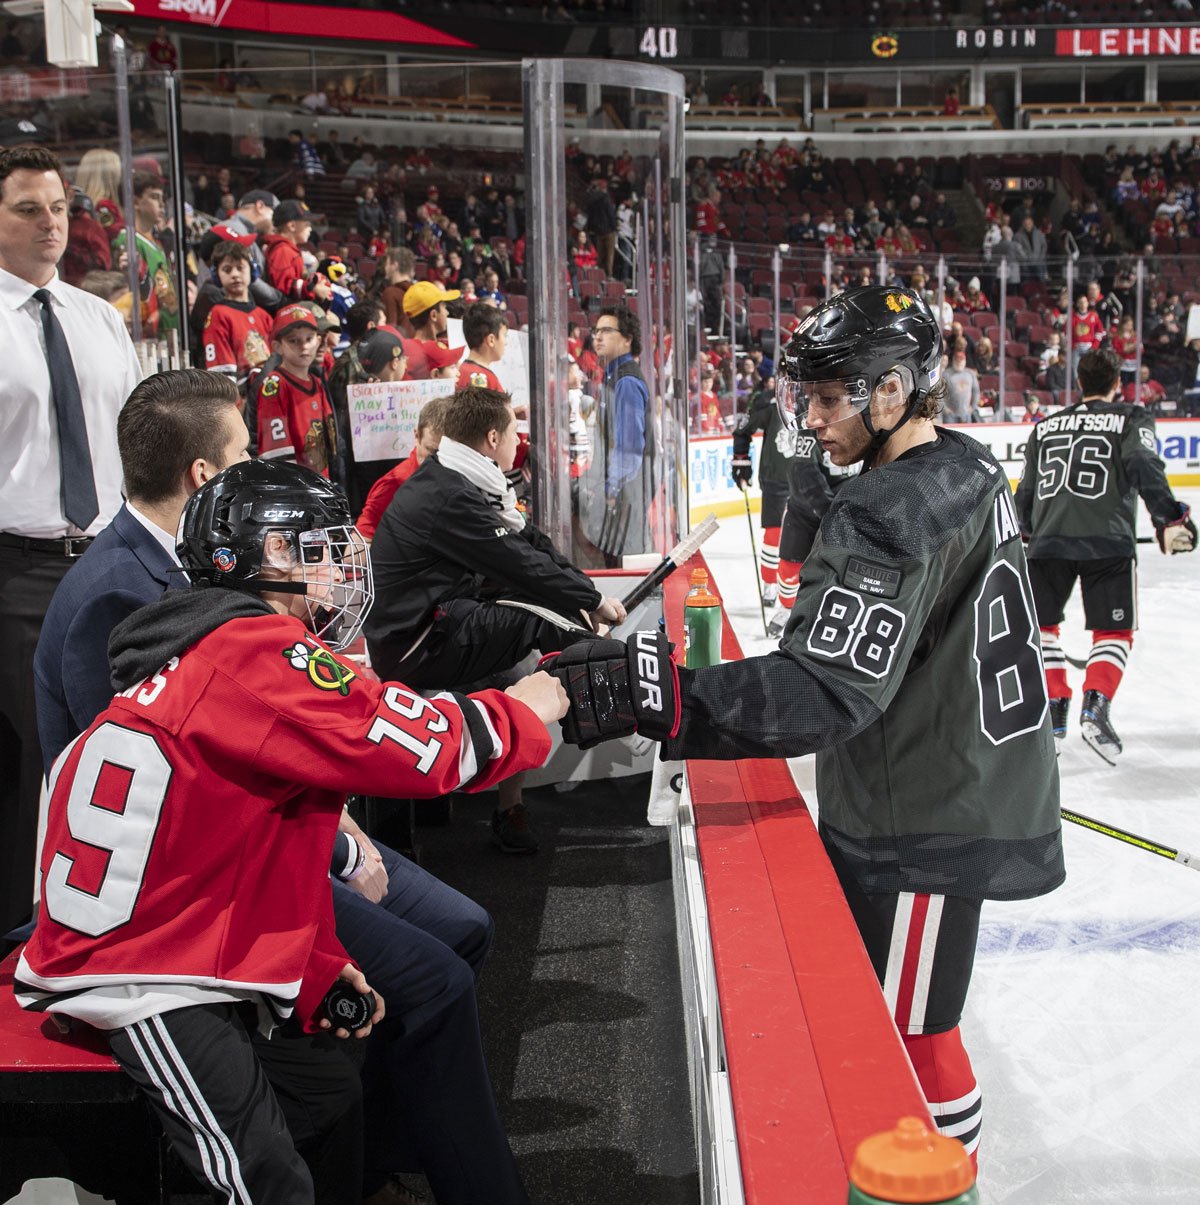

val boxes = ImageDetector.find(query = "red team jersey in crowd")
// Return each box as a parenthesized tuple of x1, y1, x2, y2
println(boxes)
(16, 611, 550, 1031)
(1072, 309, 1106, 351)
(202, 299, 273, 382)
(356, 448, 422, 540)
(257, 369, 337, 477)
(456, 359, 503, 391)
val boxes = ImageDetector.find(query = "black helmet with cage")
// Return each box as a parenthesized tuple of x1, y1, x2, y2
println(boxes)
(776, 285, 942, 462)
(178, 459, 373, 650)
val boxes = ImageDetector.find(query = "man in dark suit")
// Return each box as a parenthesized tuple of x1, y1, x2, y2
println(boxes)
(34, 369, 248, 773)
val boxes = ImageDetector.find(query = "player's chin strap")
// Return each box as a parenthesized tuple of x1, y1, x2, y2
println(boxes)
(859, 386, 927, 470)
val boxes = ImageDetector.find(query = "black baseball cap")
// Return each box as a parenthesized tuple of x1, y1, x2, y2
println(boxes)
(273, 200, 312, 227)
(237, 188, 279, 209)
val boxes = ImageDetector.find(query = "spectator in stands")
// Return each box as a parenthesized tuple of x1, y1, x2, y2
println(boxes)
(356, 393, 448, 542)
(111, 171, 179, 336)
(1086, 278, 1122, 328)
(356, 184, 385, 241)
(1021, 392, 1046, 423)
(404, 279, 458, 347)
(202, 240, 272, 396)
(457, 303, 508, 392)
(904, 195, 928, 230)
(1015, 215, 1048, 281)
(1125, 364, 1166, 406)
(875, 225, 902, 256)
(571, 228, 599, 271)
(943, 85, 960, 116)
(477, 268, 507, 310)
(1040, 331, 1063, 368)
(895, 223, 918, 255)
(787, 208, 817, 244)
(288, 128, 326, 179)
(1141, 167, 1167, 202)
(490, 236, 516, 286)
(344, 148, 378, 189)
(74, 147, 124, 237)
(990, 223, 1025, 284)
(264, 200, 331, 305)
(257, 305, 337, 478)
(377, 246, 415, 328)
(943, 348, 981, 423)
(860, 201, 884, 244)
(1071, 292, 1106, 373)
(1112, 315, 1141, 386)
(1042, 351, 1067, 403)
(972, 335, 997, 377)
(962, 276, 991, 313)
(586, 180, 618, 278)
(77, 270, 132, 334)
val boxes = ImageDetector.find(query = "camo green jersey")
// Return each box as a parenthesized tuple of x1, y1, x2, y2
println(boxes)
(1014, 400, 1183, 560)
(665, 428, 1064, 902)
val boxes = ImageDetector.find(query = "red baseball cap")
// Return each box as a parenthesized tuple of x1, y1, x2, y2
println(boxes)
(402, 338, 463, 379)
(272, 304, 320, 340)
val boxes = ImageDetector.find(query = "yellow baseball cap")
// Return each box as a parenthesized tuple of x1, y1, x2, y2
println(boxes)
(403, 280, 461, 319)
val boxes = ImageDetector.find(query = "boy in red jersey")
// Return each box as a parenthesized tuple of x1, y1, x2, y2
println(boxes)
(258, 304, 338, 477)
(202, 240, 273, 397)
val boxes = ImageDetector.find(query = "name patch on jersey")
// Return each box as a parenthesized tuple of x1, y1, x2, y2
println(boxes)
(843, 558, 902, 598)
(1037, 411, 1126, 436)
(284, 640, 356, 696)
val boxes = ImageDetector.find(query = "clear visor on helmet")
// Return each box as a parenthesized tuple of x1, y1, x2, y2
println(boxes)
(776, 374, 872, 430)
(293, 525, 374, 650)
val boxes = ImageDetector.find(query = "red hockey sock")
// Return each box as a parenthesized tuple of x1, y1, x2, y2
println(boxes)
(1039, 625, 1070, 699)
(760, 527, 781, 585)
(1083, 629, 1132, 699)
(777, 559, 801, 610)
(903, 1028, 982, 1169)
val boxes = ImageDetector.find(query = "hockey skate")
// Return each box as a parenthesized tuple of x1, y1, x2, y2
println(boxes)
(1049, 698, 1069, 741)
(766, 608, 789, 639)
(761, 582, 779, 607)
(1080, 690, 1122, 765)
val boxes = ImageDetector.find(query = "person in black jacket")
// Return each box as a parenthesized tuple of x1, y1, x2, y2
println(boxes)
(367, 387, 625, 851)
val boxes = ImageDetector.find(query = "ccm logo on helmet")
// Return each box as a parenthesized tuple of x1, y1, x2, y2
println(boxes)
(263, 509, 306, 520)
(634, 631, 663, 712)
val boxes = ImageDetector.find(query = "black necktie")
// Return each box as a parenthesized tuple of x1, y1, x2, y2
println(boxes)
(34, 288, 98, 532)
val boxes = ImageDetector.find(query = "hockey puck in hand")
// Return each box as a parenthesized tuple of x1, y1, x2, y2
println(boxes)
(323, 982, 376, 1032)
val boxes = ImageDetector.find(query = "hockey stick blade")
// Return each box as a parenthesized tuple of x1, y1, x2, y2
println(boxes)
(621, 514, 720, 611)
(1061, 807, 1200, 870)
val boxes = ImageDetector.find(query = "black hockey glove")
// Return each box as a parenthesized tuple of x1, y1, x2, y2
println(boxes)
(1156, 502, 1196, 555)
(542, 631, 681, 749)
(730, 455, 753, 489)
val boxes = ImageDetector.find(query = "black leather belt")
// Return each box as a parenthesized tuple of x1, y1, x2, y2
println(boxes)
(0, 532, 94, 557)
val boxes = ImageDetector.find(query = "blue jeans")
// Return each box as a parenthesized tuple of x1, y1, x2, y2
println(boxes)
(332, 842, 529, 1204)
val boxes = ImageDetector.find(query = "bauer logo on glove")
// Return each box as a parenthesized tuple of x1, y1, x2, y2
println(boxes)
(542, 631, 681, 749)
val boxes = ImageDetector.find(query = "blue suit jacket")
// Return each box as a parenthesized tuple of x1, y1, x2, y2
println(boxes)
(34, 504, 179, 775)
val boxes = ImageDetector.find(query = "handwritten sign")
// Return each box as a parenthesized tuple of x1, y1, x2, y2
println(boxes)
(348, 377, 455, 462)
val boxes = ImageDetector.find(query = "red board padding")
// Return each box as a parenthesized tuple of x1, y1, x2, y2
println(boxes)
(0, 949, 120, 1073)
(665, 553, 931, 1203)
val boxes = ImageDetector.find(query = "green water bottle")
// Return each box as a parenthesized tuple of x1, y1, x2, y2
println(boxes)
(848, 1117, 979, 1205)
(684, 568, 722, 669)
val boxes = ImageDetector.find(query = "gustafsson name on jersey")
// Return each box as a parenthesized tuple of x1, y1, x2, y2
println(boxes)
(1035, 412, 1128, 436)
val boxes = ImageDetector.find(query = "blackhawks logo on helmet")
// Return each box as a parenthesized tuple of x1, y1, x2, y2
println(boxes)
(283, 640, 356, 696)
(885, 291, 914, 313)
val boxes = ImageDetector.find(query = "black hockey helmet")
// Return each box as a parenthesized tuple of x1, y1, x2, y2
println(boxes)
(178, 459, 373, 649)
(776, 286, 942, 451)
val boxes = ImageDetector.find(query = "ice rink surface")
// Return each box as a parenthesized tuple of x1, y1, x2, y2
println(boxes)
(699, 483, 1200, 1204)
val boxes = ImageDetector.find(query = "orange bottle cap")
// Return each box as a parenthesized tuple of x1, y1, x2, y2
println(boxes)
(849, 1117, 976, 1203)
(689, 568, 708, 586)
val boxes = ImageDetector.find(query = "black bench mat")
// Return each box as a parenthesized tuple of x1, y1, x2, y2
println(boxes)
(416, 773, 700, 1205)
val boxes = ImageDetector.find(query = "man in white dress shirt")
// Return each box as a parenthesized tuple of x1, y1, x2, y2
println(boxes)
(0, 144, 142, 932)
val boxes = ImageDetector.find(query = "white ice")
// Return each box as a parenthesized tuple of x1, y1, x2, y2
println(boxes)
(700, 485, 1200, 1204)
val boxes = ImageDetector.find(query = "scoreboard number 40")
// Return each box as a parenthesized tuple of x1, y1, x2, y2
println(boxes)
(639, 27, 678, 58)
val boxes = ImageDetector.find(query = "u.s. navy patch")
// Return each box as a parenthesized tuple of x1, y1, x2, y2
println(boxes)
(843, 557, 902, 599)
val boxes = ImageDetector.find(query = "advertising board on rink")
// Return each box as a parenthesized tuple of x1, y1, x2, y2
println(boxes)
(688, 419, 1200, 521)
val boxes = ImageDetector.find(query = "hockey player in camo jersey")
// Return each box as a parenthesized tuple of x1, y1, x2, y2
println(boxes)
(547, 287, 1065, 1165)
(1014, 347, 1195, 764)
(765, 425, 861, 636)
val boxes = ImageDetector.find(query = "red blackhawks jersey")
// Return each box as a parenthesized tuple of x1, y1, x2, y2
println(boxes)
(15, 611, 550, 1032)
(257, 368, 337, 477)
(202, 298, 273, 384)
(456, 359, 503, 391)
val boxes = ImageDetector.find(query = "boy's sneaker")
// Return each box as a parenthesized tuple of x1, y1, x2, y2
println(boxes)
(491, 803, 539, 854)
(1049, 697, 1069, 741)
(1080, 690, 1122, 765)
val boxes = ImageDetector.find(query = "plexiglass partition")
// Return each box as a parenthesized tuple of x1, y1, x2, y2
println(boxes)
(523, 59, 688, 565)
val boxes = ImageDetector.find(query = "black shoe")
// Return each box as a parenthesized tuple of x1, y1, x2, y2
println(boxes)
(1080, 690, 1122, 765)
(491, 803, 539, 854)
(1049, 697, 1069, 741)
